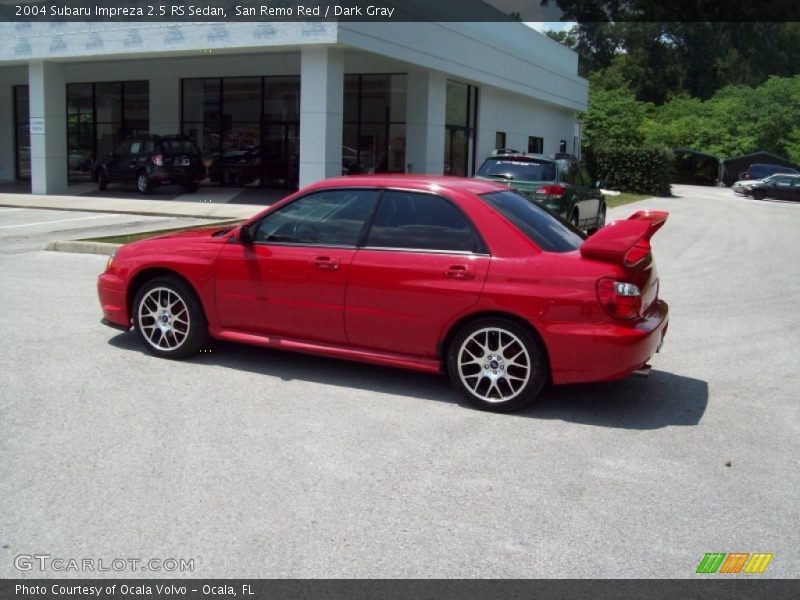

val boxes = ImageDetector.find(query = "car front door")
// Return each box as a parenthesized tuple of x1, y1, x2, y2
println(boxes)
(345, 190, 490, 358)
(213, 188, 380, 344)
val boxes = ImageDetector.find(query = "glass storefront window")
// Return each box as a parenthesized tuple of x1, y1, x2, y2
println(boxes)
(183, 76, 300, 188)
(444, 80, 478, 177)
(66, 80, 149, 182)
(14, 86, 30, 179)
(343, 73, 407, 175)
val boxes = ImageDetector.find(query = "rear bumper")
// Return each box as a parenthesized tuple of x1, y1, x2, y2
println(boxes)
(545, 300, 669, 385)
(97, 272, 130, 330)
(150, 168, 205, 185)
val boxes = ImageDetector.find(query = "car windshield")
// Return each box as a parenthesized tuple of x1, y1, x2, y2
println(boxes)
(476, 158, 556, 182)
(480, 190, 584, 252)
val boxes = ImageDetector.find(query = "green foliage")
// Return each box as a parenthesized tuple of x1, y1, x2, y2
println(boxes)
(546, 21, 800, 103)
(587, 147, 673, 197)
(641, 76, 800, 163)
(581, 83, 653, 154)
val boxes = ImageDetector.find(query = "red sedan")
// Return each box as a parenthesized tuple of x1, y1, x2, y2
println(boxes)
(98, 175, 669, 412)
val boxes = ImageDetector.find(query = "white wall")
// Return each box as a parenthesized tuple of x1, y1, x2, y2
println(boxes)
(338, 22, 588, 112)
(476, 85, 579, 165)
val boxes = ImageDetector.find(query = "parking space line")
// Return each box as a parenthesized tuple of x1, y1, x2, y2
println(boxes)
(0, 214, 122, 229)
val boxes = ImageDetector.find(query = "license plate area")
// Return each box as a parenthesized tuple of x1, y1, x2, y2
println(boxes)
(174, 157, 190, 166)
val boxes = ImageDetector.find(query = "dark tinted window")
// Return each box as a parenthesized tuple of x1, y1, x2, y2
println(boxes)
(367, 191, 477, 252)
(161, 139, 199, 156)
(476, 158, 556, 182)
(254, 189, 379, 247)
(481, 190, 584, 253)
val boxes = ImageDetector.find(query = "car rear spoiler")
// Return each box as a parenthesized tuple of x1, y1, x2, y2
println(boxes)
(580, 210, 668, 268)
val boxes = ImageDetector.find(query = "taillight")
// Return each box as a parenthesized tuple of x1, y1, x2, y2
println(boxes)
(151, 154, 163, 166)
(535, 184, 565, 198)
(596, 277, 642, 320)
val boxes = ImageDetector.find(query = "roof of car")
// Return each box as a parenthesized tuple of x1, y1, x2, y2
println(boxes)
(483, 153, 556, 163)
(305, 174, 509, 195)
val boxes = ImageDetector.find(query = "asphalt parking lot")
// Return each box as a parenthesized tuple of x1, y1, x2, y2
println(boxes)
(0, 185, 798, 578)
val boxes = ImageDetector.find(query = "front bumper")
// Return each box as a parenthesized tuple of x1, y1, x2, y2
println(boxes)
(545, 299, 669, 385)
(97, 272, 130, 330)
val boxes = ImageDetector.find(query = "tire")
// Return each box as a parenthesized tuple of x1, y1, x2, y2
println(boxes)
(751, 189, 765, 200)
(136, 171, 153, 195)
(570, 210, 580, 230)
(97, 168, 109, 191)
(447, 318, 548, 412)
(132, 276, 208, 359)
(588, 203, 606, 234)
(182, 182, 199, 194)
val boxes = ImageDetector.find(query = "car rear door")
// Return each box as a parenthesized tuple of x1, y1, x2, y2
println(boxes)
(344, 190, 490, 358)
(213, 188, 379, 344)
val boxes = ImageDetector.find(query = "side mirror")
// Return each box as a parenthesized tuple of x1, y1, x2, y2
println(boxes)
(595, 180, 603, 189)
(238, 224, 253, 245)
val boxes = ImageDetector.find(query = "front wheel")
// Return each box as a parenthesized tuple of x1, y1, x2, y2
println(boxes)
(588, 204, 606, 235)
(751, 189, 765, 200)
(447, 318, 548, 412)
(132, 277, 208, 359)
(136, 172, 153, 195)
(182, 182, 199, 194)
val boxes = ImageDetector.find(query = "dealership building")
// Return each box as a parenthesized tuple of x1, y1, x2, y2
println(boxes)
(0, 19, 588, 194)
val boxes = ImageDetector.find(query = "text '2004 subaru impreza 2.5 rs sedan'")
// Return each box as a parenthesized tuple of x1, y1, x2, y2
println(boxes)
(98, 175, 669, 412)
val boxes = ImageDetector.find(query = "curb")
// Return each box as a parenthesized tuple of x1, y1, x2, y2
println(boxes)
(46, 240, 121, 256)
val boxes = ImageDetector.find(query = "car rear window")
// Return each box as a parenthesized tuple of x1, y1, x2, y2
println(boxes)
(476, 158, 556, 182)
(161, 139, 199, 156)
(481, 190, 584, 253)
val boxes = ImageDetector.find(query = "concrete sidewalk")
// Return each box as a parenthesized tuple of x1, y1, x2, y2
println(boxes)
(0, 192, 264, 220)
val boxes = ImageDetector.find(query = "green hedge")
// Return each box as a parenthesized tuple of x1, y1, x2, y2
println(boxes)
(585, 147, 673, 196)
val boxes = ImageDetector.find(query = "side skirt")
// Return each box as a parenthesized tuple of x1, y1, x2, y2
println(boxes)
(209, 326, 442, 374)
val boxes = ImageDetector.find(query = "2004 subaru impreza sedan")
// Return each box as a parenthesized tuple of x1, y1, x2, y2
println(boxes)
(98, 175, 669, 412)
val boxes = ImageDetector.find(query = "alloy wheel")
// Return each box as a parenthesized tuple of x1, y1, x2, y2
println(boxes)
(137, 287, 191, 351)
(456, 327, 532, 403)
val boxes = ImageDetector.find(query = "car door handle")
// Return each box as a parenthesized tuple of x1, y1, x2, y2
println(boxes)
(311, 256, 339, 271)
(444, 265, 475, 280)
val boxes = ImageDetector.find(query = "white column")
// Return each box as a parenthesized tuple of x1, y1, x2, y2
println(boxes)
(29, 61, 67, 194)
(149, 76, 181, 135)
(0, 83, 15, 182)
(299, 46, 343, 188)
(405, 71, 446, 175)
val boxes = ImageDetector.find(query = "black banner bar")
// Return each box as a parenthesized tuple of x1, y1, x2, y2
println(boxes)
(2, 579, 800, 600)
(1, 0, 799, 22)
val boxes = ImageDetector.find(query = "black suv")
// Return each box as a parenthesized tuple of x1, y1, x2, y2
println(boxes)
(96, 135, 205, 194)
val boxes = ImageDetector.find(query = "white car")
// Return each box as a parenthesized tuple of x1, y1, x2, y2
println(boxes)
(732, 173, 793, 195)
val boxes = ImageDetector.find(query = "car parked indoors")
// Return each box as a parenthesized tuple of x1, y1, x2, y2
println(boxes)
(475, 153, 606, 232)
(746, 174, 800, 201)
(96, 134, 206, 194)
(98, 175, 669, 413)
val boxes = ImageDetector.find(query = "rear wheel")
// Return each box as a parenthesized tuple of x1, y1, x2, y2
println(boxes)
(132, 277, 208, 359)
(97, 168, 109, 191)
(588, 203, 606, 234)
(570, 210, 580, 230)
(447, 318, 548, 412)
(136, 171, 153, 195)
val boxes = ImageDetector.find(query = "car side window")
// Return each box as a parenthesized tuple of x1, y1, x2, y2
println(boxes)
(774, 177, 792, 187)
(253, 189, 379, 247)
(365, 191, 477, 253)
(115, 141, 131, 155)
